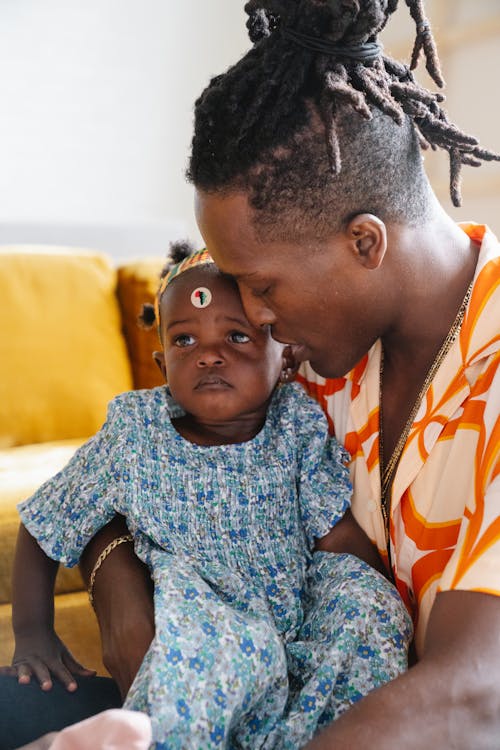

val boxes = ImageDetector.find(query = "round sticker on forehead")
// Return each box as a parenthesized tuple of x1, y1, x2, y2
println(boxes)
(191, 287, 212, 308)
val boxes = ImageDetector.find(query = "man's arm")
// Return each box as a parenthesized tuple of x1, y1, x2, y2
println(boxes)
(315, 509, 387, 576)
(305, 589, 500, 749)
(79, 515, 155, 699)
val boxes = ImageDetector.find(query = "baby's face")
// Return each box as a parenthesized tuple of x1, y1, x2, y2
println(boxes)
(158, 267, 284, 422)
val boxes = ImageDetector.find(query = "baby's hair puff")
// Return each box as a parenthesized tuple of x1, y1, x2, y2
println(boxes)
(138, 239, 196, 330)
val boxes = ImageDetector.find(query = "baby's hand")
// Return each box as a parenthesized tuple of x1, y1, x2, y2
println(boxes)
(6, 629, 96, 691)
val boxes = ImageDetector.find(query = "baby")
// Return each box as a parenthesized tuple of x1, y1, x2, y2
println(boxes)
(10, 245, 412, 749)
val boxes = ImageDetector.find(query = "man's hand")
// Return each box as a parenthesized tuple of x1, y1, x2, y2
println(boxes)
(305, 589, 500, 749)
(315, 509, 387, 576)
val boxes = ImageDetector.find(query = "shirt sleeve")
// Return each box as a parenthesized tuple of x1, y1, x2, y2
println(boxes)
(438, 457, 500, 597)
(292, 385, 352, 548)
(436, 353, 500, 598)
(17, 395, 128, 567)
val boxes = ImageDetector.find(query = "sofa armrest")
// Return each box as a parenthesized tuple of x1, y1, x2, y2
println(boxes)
(117, 258, 165, 390)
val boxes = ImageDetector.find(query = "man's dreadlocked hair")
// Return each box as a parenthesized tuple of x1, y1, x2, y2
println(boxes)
(188, 0, 499, 241)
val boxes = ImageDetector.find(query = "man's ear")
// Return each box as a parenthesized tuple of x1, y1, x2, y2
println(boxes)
(153, 351, 167, 381)
(280, 345, 300, 383)
(347, 213, 387, 270)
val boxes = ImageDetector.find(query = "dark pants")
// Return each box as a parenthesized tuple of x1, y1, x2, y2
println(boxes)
(0, 674, 121, 750)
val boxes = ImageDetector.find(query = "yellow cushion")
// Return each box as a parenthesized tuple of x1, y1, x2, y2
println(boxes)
(0, 247, 133, 447)
(0, 440, 86, 604)
(117, 258, 165, 390)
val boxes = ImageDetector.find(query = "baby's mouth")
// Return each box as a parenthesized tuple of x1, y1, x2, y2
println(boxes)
(195, 376, 232, 389)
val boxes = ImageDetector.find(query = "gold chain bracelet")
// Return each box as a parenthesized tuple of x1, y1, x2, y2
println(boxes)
(88, 534, 133, 608)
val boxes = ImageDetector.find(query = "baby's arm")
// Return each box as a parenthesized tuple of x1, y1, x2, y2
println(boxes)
(289, 386, 387, 576)
(314, 509, 387, 577)
(7, 524, 95, 691)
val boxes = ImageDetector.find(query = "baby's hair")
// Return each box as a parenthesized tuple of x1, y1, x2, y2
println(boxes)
(188, 0, 500, 241)
(138, 239, 196, 330)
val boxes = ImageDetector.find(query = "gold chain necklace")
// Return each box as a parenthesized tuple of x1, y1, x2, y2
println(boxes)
(379, 278, 474, 548)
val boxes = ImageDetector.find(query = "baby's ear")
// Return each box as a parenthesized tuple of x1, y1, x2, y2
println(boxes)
(153, 351, 167, 382)
(279, 345, 300, 384)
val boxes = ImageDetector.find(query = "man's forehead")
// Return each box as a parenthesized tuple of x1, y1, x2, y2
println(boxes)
(208, 237, 276, 276)
(196, 190, 260, 249)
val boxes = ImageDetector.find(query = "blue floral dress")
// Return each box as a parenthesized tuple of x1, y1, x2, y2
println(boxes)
(19, 383, 412, 749)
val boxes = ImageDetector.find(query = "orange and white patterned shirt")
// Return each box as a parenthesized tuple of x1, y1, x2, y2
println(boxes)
(298, 223, 500, 654)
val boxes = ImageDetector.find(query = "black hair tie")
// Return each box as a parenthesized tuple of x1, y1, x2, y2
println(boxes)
(281, 26, 382, 63)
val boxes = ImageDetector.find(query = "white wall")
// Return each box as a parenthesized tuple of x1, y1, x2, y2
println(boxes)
(381, 0, 500, 233)
(0, 1, 249, 255)
(1, 1, 498, 258)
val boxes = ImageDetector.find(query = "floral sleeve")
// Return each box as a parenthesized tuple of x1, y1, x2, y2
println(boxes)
(17, 395, 129, 566)
(291, 385, 352, 548)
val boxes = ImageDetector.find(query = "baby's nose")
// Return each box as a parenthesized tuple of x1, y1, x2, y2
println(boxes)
(197, 348, 225, 367)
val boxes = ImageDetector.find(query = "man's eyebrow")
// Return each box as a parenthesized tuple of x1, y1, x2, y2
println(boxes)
(220, 270, 259, 282)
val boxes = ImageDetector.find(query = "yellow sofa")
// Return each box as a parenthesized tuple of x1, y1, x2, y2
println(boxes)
(0, 247, 164, 674)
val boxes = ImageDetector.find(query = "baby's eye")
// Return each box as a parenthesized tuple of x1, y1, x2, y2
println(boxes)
(174, 334, 196, 347)
(229, 331, 250, 344)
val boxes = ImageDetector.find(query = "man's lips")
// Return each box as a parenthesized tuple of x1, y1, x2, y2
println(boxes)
(289, 344, 309, 363)
(195, 376, 233, 390)
(270, 332, 310, 363)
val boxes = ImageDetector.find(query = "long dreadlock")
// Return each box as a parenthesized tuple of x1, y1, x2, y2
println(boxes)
(188, 0, 499, 236)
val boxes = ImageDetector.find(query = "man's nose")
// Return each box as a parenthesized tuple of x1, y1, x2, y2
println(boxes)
(239, 286, 276, 329)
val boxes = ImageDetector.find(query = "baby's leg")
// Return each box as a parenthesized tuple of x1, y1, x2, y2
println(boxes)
(281, 552, 412, 748)
(125, 556, 288, 750)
